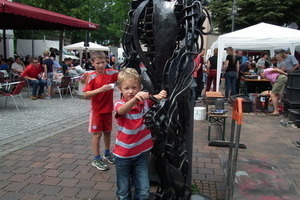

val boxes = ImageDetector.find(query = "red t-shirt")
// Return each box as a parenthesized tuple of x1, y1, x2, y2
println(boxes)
(20, 64, 43, 79)
(84, 69, 118, 113)
(193, 54, 204, 78)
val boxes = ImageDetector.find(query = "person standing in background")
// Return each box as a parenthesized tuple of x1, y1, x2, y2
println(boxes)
(193, 49, 205, 102)
(281, 49, 299, 72)
(42, 50, 54, 99)
(223, 47, 239, 100)
(205, 48, 218, 92)
(256, 52, 270, 74)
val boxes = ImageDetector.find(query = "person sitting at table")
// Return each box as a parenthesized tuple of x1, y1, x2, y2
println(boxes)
(11, 57, 25, 79)
(260, 68, 288, 116)
(236, 62, 256, 94)
(256, 52, 270, 74)
(0, 58, 9, 78)
(21, 57, 47, 100)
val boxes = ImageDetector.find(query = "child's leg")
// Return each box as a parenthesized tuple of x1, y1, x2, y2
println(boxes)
(91, 132, 108, 171)
(132, 152, 150, 200)
(103, 131, 111, 152)
(92, 132, 102, 158)
(115, 156, 132, 199)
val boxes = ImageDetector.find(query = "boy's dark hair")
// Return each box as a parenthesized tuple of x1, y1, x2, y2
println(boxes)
(90, 51, 106, 61)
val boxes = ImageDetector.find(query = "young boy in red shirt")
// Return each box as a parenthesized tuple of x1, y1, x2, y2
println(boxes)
(83, 51, 118, 171)
(114, 68, 167, 199)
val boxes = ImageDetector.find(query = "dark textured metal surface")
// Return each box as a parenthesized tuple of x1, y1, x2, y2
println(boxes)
(121, 0, 212, 199)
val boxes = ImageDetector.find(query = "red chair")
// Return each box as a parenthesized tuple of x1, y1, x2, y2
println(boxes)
(0, 81, 26, 110)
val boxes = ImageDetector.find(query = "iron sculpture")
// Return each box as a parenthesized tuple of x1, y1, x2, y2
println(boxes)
(121, 0, 213, 199)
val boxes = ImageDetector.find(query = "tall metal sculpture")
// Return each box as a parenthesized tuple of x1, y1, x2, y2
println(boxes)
(121, 0, 212, 199)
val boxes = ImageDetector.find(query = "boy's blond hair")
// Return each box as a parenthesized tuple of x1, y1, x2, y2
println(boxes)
(90, 51, 106, 61)
(43, 50, 50, 57)
(117, 68, 141, 86)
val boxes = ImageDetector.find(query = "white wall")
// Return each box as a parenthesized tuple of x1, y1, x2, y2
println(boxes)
(0, 30, 14, 58)
(17, 39, 59, 57)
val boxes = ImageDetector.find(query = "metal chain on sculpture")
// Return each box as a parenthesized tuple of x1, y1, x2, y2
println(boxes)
(121, 0, 213, 199)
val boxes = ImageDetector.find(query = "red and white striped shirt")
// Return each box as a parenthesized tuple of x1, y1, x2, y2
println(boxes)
(114, 99, 153, 158)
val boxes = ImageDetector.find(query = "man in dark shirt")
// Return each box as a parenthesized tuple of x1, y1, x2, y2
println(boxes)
(236, 62, 256, 93)
(42, 50, 54, 99)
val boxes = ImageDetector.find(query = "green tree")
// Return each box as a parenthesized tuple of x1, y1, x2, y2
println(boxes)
(14, 0, 131, 46)
(208, 0, 300, 33)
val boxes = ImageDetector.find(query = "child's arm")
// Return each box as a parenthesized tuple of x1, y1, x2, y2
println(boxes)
(153, 90, 167, 100)
(84, 84, 112, 99)
(117, 91, 149, 115)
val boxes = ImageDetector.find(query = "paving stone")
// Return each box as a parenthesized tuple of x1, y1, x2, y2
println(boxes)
(0, 173, 14, 180)
(43, 169, 63, 177)
(28, 168, 48, 175)
(20, 193, 44, 200)
(58, 187, 80, 197)
(21, 183, 44, 194)
(25, 175, 45, 184)
(75, 188, 99, 199)
(40, 177, 62, 186)
(58, 170, 78, 178)
(38, 185, 62, 195)
(75, 180, 96, 189)
(57, 178, 79, 187)
(93, 182, 114, 191)
(0, 192, 24, 200)
(3, 182, 28, 191)
(8, 174, 30, 182)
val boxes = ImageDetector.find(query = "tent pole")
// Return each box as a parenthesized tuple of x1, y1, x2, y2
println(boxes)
(59, 30, 64, 63)
(31, 30, 34, 57)
(3, 29, 7, 59)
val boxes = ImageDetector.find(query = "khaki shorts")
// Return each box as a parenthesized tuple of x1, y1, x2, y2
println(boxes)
(272, 75, 287, 94)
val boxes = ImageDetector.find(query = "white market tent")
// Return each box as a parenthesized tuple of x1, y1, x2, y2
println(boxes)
(64, 41, 110, 65)
(212, 22, 300, 91)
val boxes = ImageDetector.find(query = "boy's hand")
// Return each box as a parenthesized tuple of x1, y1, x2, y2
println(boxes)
(134, 91, 150, 102)
(154, 90, 167, 100)
(100, 84, 113, 92)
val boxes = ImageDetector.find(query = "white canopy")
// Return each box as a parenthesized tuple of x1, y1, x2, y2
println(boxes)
(213, 22, 300, 91)
(64, 41, 110, 66)
(64, 41, 110, 51)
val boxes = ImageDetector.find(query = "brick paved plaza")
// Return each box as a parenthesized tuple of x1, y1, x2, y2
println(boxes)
(0, 89, 299, 199)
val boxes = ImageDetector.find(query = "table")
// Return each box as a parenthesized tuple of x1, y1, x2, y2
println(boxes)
(207, 113, 228, 141)
(205, 92, 224, 120)
(241, 77, 272, 95)
(0, 81, 20, 90)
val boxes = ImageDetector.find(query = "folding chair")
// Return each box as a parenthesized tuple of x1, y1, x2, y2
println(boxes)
(53, 76, 73, 100)
(0, 81, 26, 110)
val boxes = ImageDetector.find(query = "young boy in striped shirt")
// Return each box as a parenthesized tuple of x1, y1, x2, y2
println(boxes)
(114, 68, 167, 200)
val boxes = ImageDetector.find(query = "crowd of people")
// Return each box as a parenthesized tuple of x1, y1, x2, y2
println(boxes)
(0, 48, 119, 100)
(193, 47, 300, 116)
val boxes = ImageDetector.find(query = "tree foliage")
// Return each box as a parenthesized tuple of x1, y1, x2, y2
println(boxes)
(208, 0, 300, 33)
(13, 0, 131, 46)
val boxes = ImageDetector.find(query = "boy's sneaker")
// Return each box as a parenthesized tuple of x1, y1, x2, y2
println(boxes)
(103, 153, 115, 164)
(92, 159, 108, 171)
